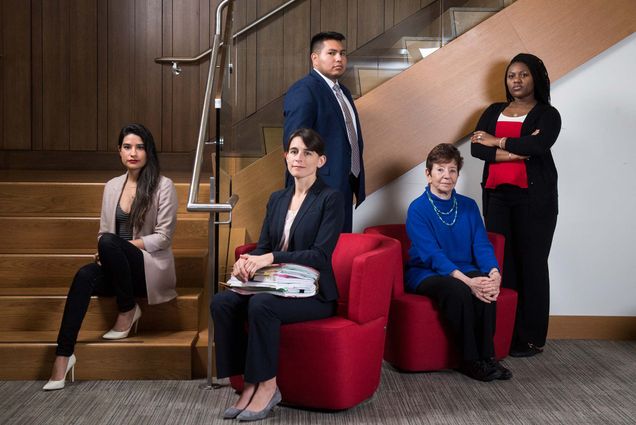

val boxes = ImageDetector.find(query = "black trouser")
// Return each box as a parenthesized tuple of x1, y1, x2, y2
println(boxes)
(416, 271, 496, 362)
(55, 233, 146, 356)
(484, 186, 557, 348)
(211, 291, 336, 383)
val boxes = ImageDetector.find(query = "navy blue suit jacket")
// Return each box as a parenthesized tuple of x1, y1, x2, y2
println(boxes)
(250, 178, 345, 302)
(283, 69, 366, 209)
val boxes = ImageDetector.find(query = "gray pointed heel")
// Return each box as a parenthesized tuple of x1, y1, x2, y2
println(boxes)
(236, 387, 282, 422)
(223, 406, 244, 419)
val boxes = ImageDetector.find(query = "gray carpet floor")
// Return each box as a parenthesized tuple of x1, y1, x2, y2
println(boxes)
(1, 340, 635, 425)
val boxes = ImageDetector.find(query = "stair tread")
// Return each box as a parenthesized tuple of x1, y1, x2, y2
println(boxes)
(0, 248, 207, 257)
(0, 214, 204, 220)
(0, 170, 196, 183)
(0, 330, 197, 344)
(0, 287, 201, 297)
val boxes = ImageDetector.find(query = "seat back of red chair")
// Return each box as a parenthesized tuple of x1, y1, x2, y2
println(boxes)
(332, 234, 384, 316)
(363, 224, 411, 265)
(487, 232, 505, 276)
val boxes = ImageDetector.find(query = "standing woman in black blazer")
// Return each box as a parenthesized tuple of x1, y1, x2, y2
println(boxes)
(471, 53, 561, 358)
(212, 128, 344, 421)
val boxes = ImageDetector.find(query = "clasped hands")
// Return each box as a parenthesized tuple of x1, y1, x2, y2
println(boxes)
(466, 271, 501, 304)
(232, 253, 274, 282)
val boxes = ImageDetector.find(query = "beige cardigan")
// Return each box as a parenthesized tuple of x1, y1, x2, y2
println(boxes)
(98, 174, 178, 305)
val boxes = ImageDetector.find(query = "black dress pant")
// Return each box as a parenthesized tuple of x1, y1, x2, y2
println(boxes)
(416, 271, 496, 362)
(485, 186, 557, 347)
(211, 291, 336, 383)
(55, 233, 146, 356)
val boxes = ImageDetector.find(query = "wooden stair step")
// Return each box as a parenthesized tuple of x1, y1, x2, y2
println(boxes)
(0, 216, 209, 250)
(0, 249, 206, 288)
(0, 181, 210, 216)
(0, 287, 201, 332)
(0, 330, 197, 379)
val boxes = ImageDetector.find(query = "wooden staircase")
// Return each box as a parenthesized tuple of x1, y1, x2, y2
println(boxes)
(0, 171, 212, 380)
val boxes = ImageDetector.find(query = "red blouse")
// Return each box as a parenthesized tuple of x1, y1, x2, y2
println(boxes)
(485, 114, 528, 189)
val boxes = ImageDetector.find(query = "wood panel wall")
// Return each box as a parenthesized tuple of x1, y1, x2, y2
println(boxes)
(0, 0, 434, 159)
(0, 0, 221, 155)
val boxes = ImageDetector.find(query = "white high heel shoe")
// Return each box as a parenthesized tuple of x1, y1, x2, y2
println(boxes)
(43, 354, 76, 391)
(102, 304, 142, 340)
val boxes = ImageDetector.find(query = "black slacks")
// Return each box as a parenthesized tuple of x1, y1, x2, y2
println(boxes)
(211, 291, 336, 383)
(416, 271, 496, 362)
(55, 233, 147, 356)
(485, 186, 557, 347)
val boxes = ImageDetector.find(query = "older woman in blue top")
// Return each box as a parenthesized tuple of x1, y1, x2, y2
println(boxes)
(406, 143, 511, 382)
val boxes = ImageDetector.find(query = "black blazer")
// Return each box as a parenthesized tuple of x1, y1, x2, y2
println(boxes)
(250, 178, 345, 302)
(471, 102, 561, 217)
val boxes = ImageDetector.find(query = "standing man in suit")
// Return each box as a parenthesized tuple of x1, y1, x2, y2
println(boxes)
(284, 31, 365, 232)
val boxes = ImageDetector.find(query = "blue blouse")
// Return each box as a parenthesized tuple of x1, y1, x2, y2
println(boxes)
(405, 187, 499, 292)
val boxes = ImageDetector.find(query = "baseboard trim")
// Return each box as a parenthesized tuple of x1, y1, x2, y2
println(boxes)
(547, 316, 636, 340)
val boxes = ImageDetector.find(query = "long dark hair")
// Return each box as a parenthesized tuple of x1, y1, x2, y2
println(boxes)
(118, 123, 160, 230)
(505, 53, 551, 105)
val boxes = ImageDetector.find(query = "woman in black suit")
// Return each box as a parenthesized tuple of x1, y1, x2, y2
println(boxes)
(471, 53, 561, 358)
(211, 128, 344, 421)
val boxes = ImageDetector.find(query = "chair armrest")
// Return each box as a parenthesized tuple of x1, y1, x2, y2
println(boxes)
(347, 239, 401, 324)
(235, 243, 258, 260)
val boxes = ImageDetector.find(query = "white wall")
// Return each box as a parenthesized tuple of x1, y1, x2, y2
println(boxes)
(353, 33, 636, 316)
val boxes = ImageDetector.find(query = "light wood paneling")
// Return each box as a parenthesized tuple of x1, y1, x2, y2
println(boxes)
(503, 0, 636, 81)
(2, 0, 32, 150)
(548, 316, 636, 340)
(0, 250, 206, 289)
(0, 216, 208, 251)
(232, 147, 286, 242)
(0, 287, 200, 332)
(0, 331, 196, 380)
(0, 181, 209, 216)
(357, 0, 636, 194)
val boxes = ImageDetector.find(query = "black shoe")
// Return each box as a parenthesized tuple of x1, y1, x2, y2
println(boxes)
(509, 343, 544, 358)
(485, 359, 512, 380)
(458, 360, 500, 382)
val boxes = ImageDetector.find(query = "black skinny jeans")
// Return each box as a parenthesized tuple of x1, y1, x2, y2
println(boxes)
(416, 271, 496, 362)
(55, 233, 146, 356)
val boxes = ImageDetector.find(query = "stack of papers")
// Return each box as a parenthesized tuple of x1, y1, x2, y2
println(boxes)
(222, 263, 319, 298)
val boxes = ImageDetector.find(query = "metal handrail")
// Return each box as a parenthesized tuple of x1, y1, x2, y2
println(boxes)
(182, 0, 232, 213)
(154, 0, 298, 66)
(231, 0, 297, 40)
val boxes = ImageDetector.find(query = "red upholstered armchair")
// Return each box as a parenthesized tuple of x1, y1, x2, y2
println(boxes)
(227, 233, 402, 410)
(363, 224, 518, 372)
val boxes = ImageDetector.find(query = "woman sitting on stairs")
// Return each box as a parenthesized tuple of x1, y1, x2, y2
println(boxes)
(43, 123, 178, 391)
